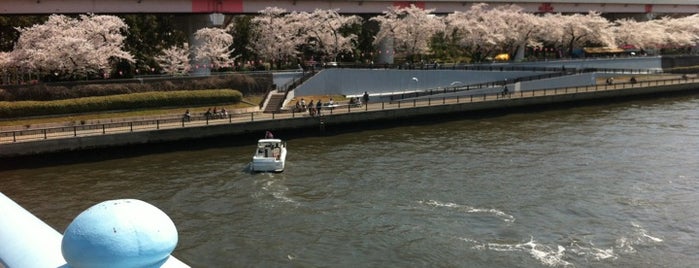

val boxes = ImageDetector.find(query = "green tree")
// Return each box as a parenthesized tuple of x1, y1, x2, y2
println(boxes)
(354, 18, 379, 64)
(120, 14, 187, 76)
(0, 15, 47, 52)
(229, 15, 254, 69)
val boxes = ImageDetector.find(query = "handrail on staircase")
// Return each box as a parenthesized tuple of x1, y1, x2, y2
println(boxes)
(269, 70, 317, 112)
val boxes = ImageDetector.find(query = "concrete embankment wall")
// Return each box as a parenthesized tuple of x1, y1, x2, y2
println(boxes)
(0, 119, 310, 157)
(325, 82, 698, 125)
(1, 81, 697, 158)
(296, 69, 551, 96)
(293, 56, 663, 97)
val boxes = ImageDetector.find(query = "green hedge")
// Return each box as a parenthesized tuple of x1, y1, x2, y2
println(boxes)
(0, 89, 242, 118)
(0, 73, 270, 101)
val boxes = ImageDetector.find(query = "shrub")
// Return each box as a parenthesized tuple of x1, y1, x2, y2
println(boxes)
(0, 73, 272, 101)
(73, 84, 119, 97)
(152, 80, 177, 91)
(0, 89, 242, 118)
(0, 88, 11, 101)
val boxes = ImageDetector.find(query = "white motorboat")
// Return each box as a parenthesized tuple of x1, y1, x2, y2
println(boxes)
(251, 138, 287, 172)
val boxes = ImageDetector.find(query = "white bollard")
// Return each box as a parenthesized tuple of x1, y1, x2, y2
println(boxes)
(0, 193, 189, 268)
(62, 199, 188, 268)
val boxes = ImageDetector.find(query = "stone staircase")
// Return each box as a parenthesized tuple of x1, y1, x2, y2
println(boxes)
(262, 70, 319, 113)
(263, 93, 286, 113)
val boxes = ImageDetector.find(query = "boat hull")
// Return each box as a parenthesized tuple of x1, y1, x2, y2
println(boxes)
(251, 155, 286, 172)
(251, 139, 287, 172)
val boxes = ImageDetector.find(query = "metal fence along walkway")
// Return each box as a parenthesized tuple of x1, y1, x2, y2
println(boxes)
(1, 76, 697, 145)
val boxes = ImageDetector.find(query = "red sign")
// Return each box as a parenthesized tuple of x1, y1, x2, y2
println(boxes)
(393, 1, 425, 9)
(538, 3, 554, 13)
(644, 4, 653, 13)
(192, 0, 243, 13)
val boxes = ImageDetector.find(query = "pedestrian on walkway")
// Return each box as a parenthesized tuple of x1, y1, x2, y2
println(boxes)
(606, 77, 614, 85)
(183, 109, 191, 122)
(308, 100, 315, 117)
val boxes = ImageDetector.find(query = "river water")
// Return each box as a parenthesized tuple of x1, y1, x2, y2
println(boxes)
(2, 94, 699, 267)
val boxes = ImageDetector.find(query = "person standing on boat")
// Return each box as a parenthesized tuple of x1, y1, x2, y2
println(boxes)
(265, 131, 274, 139)
(316, 100, 322, 116)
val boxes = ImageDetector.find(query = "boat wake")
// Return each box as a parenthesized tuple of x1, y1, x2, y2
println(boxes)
(464, 236, 572, 267)
(459, 221, 664, 267)
(418, 200, 516, 223)
(252, 175, 299, 207)
(568, 221, 664, 261)
(614, 222, 664, 253)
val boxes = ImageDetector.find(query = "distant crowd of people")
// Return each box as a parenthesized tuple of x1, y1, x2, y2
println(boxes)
(606, 76, 638, 85)
(182, 107, 229, 121)
(183, 92, 372, 121)
(294, 92, 370, 117)
(204, 107, 228, 119)
(296, 99, 324, 117)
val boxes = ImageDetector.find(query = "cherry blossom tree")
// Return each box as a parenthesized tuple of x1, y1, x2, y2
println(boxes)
(612, 14, 699, 53)
(2, 6, 699, 83)
(250, 7, 305, 69)
(490, 5, 546, 60)
(155, 43, 191, 76)
(445, 4, 517, 62)
(12, 14, 133, 79)
(0, 51, 14, 84)
(0, 51, 11, 69)
(372, 4, 445, 62)
(300, 9, 362, 62)
(612, 18, 665, 50)
(193, 27, 239, 69)
(445, 4, 503, 62)
(539, 11, 615, 56)
(654, 14, 699, 49)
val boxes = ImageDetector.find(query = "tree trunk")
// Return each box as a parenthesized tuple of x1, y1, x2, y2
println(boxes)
(514, 44, 525, 62)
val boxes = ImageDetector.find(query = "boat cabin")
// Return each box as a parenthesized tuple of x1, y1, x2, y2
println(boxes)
(256, 139, 284, 159)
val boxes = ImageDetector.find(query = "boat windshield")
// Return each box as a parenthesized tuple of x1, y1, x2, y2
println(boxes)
(258, 142, 280, 148)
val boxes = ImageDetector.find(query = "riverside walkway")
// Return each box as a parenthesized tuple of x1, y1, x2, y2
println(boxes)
(1, 74, 697, 157)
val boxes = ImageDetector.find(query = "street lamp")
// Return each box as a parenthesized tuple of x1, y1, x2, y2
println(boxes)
(210, 13, 224, 26)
